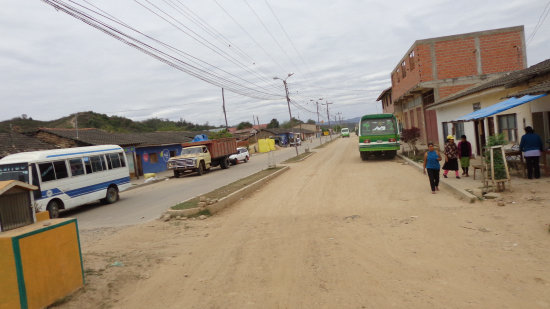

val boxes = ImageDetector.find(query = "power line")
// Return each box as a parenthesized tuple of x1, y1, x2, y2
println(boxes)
(212, 0, 287, 73)
(43, 0, 283, 100)
(527, 0, 550, 44)
(264, 0, 312, 77)
(243, 0, 303, 74)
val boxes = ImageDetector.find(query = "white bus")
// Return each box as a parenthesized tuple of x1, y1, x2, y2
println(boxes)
(0, 145, 131, 218)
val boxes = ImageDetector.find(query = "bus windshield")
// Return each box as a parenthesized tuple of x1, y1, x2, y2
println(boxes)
(361, 118, 395, 135)
(0, 163, 29, 183)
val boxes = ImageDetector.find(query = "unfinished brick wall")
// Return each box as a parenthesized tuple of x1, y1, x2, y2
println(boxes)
(435, 38, 477, 79)
(391, 27, 526, 103)
(480, 31, 525, 74)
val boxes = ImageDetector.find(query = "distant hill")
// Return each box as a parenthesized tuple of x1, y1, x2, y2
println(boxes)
(0, 111, 217, 133)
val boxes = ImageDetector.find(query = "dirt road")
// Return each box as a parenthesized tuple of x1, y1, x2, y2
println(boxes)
(58, 137, 550, 308)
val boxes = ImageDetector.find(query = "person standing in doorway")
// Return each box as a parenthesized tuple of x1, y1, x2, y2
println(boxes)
(519, 126, 544, 179)
(423, 142, 442, 194)
(457, 135, 473, 177)
(443, 135, 460, 179)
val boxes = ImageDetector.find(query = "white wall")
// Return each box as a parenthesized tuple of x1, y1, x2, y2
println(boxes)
(433, 86, 536, 153)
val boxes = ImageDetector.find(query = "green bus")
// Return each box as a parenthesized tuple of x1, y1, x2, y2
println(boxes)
(358, 113, 400, 160)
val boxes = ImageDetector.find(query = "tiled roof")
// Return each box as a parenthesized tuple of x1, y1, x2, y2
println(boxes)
(376, 87, 392, 101)
(435, 59, 550, 105)
(0, 132, 57, 158)
(38, 128, 198, 147)
(38, 128, 141, 147)
(509, 79, 550, 97)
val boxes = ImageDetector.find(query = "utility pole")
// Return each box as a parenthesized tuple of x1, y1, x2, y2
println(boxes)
(311, 98, 323, 145)
(274, 73, 298, 156)
(222, 88, 228, 130)
(322, 101, 333, 140)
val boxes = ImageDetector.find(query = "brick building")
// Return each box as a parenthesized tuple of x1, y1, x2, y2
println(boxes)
(388, 26, 527, 145)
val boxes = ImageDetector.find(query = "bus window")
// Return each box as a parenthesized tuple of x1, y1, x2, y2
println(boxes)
(83, 157, 92, 174)
(69, 158, 85, 176)
(108, 153, 121, 169)
(0, 163, 29, 182)
(118, 153, 126, 167)
(53, 160, 68, 179)
(39, 162, 56, 182)
(90, 156, 103, 172)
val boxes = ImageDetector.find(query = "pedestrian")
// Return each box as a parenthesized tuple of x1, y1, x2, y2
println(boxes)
(443, 135, 460, 179)
(423, 142, 442, 194)
(457, 135, 473, 177)
(519, 126, 544, 179)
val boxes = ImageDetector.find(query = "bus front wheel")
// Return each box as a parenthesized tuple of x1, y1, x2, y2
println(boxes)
(104, 186, 119, 204)
(47, 200, 62, 219)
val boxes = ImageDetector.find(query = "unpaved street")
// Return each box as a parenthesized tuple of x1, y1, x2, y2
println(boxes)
(59, 137, 550, 309)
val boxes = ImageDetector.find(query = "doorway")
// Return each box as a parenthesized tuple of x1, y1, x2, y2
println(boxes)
(474, 119, 486, 156)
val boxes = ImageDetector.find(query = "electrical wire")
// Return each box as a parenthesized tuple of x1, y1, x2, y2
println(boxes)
(527, 0, 550, 45)
(42, 0, 284, 100)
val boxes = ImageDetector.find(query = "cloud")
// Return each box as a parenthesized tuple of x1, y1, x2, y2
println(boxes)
(0, 0, 548, 125)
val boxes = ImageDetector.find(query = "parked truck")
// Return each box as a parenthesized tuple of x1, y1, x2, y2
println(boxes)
(167, 137, 237, 177)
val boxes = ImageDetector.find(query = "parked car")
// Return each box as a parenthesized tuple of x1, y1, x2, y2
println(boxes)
(229, 147, 250, 165)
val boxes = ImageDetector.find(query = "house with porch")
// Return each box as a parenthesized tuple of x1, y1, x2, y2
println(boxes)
(425, 59, 550, 156)
(386, 26, 527, 145)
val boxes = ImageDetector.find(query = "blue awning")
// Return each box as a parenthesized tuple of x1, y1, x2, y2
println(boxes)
(456, 94, 547, 121)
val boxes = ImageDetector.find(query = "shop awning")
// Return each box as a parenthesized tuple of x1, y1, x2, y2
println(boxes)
(456, 94, 547, 121)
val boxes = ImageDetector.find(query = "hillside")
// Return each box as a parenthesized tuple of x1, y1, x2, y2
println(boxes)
(0, 112, 217, 133)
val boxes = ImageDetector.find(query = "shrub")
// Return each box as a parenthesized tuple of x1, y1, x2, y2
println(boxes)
(401, 127, 421, 156)
(484, 134, 507, 180)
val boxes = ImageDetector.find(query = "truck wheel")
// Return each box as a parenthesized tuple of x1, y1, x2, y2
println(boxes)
(47, 200, 61, 218)
(221, 157, 230, 169)
(173, 170, 180, 178)
(197, 161, 205, 176)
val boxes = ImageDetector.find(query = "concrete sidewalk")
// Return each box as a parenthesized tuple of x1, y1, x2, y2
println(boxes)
(398, 151, 547, 202)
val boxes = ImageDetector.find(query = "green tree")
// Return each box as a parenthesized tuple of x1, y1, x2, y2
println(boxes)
(267, 118, 280, 129)
(236, 121, 253, 130)
(281, 117, 303, 129)
(306, 119, 316, 125)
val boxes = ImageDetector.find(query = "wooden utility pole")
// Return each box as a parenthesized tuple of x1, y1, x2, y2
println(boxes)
(222, 88, 228, 130)
(322, 101, 333, 140)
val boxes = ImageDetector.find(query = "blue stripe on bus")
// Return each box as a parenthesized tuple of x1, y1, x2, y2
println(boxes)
(46, 148, 122, 158)
(37, 177, 130, 200)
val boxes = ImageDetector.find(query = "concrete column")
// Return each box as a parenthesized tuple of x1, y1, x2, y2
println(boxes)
(474, 37, 482, 74)
(430, 42, 437, 80)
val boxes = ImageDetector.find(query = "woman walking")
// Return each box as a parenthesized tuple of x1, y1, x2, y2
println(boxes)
(423, 142, 442, 194)
(443, 135, 460, 179)
(457, 135, 473, 177)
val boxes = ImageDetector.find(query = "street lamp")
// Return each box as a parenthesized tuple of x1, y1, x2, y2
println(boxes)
(310, 98, 324, 145)
(274, 73, 298, 156)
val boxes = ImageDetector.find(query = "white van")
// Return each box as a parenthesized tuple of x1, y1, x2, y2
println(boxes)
(0, 145, 131, 218)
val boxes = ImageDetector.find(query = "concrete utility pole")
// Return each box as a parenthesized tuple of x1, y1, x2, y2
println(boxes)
(274, 73, 298, 156)
(322, 101, 333, 140)
(222, 88, 228, 130)
(310, 98, 323, 145)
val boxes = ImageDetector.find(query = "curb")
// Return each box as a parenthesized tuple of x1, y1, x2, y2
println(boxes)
(281, 152, 315, 164)
(165, 166, 290, 218)
(397, 153, 478, 203)
(127, 176, 170, 192)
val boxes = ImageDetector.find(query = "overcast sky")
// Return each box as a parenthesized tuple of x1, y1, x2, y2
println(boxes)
(1, 0, 548, 126)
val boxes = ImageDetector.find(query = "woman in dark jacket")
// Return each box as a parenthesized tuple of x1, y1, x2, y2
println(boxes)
(519, 126, 544, 179)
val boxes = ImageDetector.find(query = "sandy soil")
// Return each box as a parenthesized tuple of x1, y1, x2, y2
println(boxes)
(55, 137, 550, 309)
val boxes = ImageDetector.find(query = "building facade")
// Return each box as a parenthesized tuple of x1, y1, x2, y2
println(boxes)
(388, 26, 527, 145)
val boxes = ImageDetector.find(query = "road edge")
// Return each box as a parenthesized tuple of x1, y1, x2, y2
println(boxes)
(397, 153, 478, 203)
(165, 166, 290, 218)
